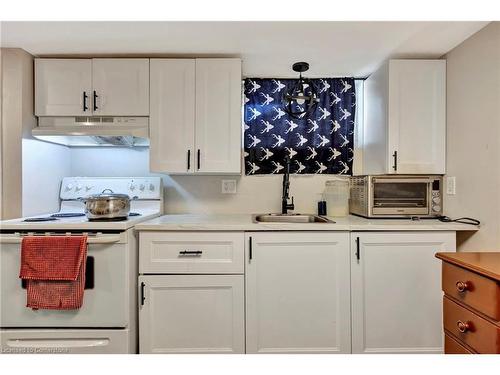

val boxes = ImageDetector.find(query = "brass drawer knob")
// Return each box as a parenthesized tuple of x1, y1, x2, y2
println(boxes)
(457, 320, 471, 333)
(456, 281, 469, 293)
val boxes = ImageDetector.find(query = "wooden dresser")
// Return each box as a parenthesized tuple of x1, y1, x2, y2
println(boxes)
(435, 252, 500, 354)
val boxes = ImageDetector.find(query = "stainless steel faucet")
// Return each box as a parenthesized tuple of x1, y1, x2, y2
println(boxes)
(281, 157, 295, 214)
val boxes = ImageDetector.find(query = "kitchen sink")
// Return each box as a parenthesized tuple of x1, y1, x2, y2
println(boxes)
(253, 213, 334, 223)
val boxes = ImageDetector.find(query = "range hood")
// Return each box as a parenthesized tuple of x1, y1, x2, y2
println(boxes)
(32, 116, 149, 147)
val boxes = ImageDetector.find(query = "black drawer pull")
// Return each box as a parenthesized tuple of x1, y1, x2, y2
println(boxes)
(179, 250, 203, 256)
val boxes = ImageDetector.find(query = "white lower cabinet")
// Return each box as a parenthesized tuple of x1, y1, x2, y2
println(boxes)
(139, 275, 245, 353)
(138, 229, 457, 354)
(350, 231, 456, 353)
(245, 232, 351, 353)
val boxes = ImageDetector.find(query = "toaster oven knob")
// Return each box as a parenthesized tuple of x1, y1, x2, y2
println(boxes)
(139, 184, 145, 191)
(432, 205, 441, 212)
(432, 197, 441, 204)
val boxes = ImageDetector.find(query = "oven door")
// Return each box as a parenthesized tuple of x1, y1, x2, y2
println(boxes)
(0, 232, 129, 328)
(371, 177, 430, 216)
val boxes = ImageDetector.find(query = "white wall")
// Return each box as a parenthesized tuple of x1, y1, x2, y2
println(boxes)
(22, 138, 71, 216)
(1, 48, 30, 218)
(444, 22, 500, 251)
(1, 48, 74, 217)
(69, 147, 336, 214)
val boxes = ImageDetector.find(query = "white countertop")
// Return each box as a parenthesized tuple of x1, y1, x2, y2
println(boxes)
(0, 211, 161, 232)
(135, 214, 480, 232)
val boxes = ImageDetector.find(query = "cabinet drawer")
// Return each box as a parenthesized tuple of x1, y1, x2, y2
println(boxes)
(139, 232, 244, 274)
(443, 296, 500, 354)
(444, 333, 474, 354)
(442, 262, 500, 320)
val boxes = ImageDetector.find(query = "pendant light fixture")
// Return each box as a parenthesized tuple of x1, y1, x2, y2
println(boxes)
(283, 62, 319, 119)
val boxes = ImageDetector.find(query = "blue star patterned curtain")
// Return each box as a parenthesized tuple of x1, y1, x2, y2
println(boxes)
(244, 78, 356, 175)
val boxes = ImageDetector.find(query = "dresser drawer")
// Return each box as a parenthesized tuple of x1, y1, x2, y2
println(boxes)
(442, 262, 500, 321)
(443, 296, 500, 354)
(139, 232, 244, 274)
(444, 333, 474, 354)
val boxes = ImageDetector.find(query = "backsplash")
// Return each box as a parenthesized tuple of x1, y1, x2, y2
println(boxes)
(69, 147, 334, 214)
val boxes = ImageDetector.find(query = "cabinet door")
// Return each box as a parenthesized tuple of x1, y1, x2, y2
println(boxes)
(195, 59, 242, 174)
(245, 232, 351, 353)
(150, 59, 195, 174)
(388, 60, 446, 174)
(139, 275, 244, 354)
(35, 59, 92, 116)
(92, 58, 149, 116)
(351, 231, 456, 353)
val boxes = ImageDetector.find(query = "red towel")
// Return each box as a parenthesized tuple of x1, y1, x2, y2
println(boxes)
(19, 236, 87, 310)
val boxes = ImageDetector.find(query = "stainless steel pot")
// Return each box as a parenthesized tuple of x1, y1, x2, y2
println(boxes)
(80, 189, 132, 220)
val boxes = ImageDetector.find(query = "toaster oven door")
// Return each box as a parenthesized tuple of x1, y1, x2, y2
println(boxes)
(371, 178, 430, 215)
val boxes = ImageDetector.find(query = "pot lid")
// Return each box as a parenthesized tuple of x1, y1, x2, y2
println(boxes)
(86, 189, 130, 200)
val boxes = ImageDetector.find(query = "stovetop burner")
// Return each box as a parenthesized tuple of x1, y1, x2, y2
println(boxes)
(51, 213, 86, 218)
(24, 217, 58, 222)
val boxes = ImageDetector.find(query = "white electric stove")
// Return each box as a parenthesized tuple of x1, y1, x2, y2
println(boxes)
(0, 177, 163, 354)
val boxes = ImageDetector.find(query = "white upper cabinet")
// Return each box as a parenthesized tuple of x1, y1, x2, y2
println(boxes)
(245, 232, 351, 353)
(195, 59, 242, 174)
(149, 58, 242, 175)
(35, 59, 92, 116)
(149, 59, 195, 173)
(350, 231, 456, 354)
(363, 59, 446, 175)
(35, 58, 149, 117)
(92, 58, 149, 116)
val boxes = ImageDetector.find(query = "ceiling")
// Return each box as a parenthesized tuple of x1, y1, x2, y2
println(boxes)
(0, 21, 489, 77)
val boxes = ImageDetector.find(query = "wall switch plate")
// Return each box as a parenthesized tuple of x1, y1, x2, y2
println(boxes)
(221, 180, 237, 194)
(446, 176, 456, 195)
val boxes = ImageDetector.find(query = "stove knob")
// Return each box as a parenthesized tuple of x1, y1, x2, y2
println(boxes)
(85, 185, 92, 192)
(129, 184, 136, 191)
(432, 197, 441, 204)
(65, 184, 73, 191)
(149, 183, 155, 191)
(75, 185, 83, 192)
(139, 184, 145, 191)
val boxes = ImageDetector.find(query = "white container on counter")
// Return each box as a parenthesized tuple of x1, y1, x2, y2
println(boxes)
(324, 177, 350, 217)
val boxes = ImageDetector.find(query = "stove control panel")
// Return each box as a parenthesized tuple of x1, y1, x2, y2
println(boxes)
(60, 177, 162, 200)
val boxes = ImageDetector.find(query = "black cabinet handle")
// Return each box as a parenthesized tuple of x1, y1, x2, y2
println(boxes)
(249, 237, 253, 261)
(355, 237, 360, 261)
(83, 92, 88, 112)
(187, 150, 191, 171)
(179, 250, 203, 256)
(197, 149, 201, 170)
(93, 90, 98, 111)
(140, 282, 146, 306)
(392, 151, 398, 171)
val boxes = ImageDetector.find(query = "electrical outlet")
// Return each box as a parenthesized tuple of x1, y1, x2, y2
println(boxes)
(221, 180, 237, 194)
(446, 176, 456, 195)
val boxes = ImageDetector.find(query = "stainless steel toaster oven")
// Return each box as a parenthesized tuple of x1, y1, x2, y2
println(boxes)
(349, 175, 443, 218)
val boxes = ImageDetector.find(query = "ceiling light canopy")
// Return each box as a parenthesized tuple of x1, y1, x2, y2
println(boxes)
(283, 62, 319, 119)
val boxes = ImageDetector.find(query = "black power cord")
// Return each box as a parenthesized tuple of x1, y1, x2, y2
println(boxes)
(437, 216, 480, 226)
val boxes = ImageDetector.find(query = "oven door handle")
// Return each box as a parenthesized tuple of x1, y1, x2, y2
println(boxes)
(0, 234, 122, 244)
(372, 178, 432, 184)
